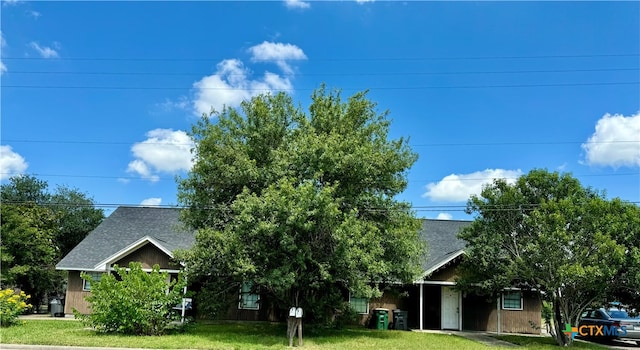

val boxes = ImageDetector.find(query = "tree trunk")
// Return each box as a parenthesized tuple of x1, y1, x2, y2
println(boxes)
(552, 297, 570, 346)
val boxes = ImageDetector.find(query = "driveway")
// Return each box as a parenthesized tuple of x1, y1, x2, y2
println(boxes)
(577, 338, 640, 349)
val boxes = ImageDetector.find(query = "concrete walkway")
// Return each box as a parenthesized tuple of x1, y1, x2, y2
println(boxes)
(414, 329, 519, 347)
(18, 313, 79, 321)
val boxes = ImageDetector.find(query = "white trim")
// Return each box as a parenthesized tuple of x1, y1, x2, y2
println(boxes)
(458, 290, 463, 330)
(422, 250, 465, 278)
(419, 281, 457, 286)
(501, 291, 524, 311)
(93, 236, 174, 270)
(120, 268, 182, 274)
(56, 267, 106, 272)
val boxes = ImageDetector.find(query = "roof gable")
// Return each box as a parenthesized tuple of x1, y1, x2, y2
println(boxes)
(419, 219, 472, 276)
(56, 207, 195, 271)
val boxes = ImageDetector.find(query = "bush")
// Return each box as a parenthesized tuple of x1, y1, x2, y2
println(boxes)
(0, 289, 32, 327)
(75, 262, 186, 335)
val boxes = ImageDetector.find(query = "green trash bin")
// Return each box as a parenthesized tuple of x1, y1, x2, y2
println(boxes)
(373, 308, 389, 330)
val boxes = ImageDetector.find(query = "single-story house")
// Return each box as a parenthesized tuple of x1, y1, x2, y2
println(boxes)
(56, 206, 541, 333)
(55, 206, 195, 314)
(357, 220, 541, 334)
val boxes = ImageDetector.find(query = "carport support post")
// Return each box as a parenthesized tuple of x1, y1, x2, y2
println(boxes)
(419, 283, 424, 331)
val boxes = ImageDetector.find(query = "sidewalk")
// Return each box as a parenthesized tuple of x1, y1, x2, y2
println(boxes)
(413, 329, 519, 347)
(18, 313, 79, 321)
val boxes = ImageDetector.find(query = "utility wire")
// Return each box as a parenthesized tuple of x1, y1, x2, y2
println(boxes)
(3, 200, 639, 212)
(3, 139, 638, 147)
(6, 67, 639, 77)
(2, 172, 638, 183)
(3, 53, 639, 62)
(4, 82, 638, 91)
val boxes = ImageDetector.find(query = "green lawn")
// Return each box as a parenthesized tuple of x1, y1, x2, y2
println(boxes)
(0, 320, 610, 349)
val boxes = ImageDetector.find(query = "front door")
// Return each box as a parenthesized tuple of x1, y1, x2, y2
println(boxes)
(441, 286, 460, 330)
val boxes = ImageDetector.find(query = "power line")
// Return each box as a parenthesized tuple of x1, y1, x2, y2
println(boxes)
(4, 81, 639, 91)
(2, 171, 638, 184)
(3, 53, 639, 62)
(6, 67, 638, 77)
(2, 200, 639, 212)
(3, 139, 638, 147)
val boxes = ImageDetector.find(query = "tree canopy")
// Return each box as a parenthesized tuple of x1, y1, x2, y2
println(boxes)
(177, 87, 424, 323)
(1, 175, 104, 310)
(457, 169, 640, 346)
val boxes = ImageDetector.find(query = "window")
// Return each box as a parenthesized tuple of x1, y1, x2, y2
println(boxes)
(502, 291, 523, 310)
(238, 282, 260, 310)
(82, 272, 103, 291)
(349, 294, 369, 314)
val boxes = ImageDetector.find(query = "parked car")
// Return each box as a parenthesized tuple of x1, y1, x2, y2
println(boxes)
(578, 308, 640, 345)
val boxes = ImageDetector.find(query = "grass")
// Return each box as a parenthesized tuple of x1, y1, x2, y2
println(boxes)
(0, 320, 611, 349)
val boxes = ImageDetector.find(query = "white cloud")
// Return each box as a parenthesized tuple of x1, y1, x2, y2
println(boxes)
(436, 213, 453, 220)
(29, 41, 59, 58)
(284, 0, 310, 9)
(2, 0, 21, 6)
(126, 129, 194, 182)
(423, 168, 524, 202)
(193, 59, 293, 116)
(249, 41, 307, 74)
(154, 96, 189, 114)
(29, 10, 41, 18)
(0, 145, 28, 180)
(140, 197, 162, 207)
(581, 112, 640, 168)
(1, 31, 6, 74)
(356, 0, 374, 3)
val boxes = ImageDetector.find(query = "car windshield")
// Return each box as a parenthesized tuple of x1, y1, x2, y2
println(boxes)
(608, 309, 629, 318)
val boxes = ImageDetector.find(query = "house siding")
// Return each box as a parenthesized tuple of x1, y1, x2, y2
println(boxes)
(63, 244, 179, 315)
(462, 291, 541, 334)
(357, 291, 404, 326)
(63, 271, 92, 314)
(428, 264, 458, 282)
(113, 243, 176, 270)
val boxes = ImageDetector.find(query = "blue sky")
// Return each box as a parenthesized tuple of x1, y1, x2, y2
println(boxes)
(1, 0, 639, 219)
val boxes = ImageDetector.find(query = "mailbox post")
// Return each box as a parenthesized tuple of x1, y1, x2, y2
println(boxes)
(287, 307, 303, 347)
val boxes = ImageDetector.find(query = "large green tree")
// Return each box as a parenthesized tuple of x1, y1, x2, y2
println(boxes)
(177, 87, 424, 323)
(0, 175, 104, 310)
(457, 169, 640, 346)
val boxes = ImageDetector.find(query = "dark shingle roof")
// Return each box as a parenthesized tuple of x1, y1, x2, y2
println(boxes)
(56, 206, 195, 271)
(57, 206, 470, 274)
(419, 219, 472, 273)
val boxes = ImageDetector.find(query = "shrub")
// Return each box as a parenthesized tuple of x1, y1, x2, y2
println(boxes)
(76, 262, 186, 335)
(0, 289, 32, 327)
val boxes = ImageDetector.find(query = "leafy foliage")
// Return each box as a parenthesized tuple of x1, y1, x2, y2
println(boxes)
(77, 262, 186, 335)
(457, 169, 640, 346)
(177, 87, 423, 323)
(0, 175, 104, 310)
(0, 289, 32, 327)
